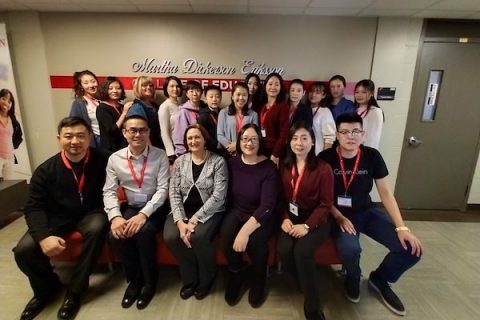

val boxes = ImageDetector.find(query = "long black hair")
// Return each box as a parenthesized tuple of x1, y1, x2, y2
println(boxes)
(283, 121, 318, 171)
(0, 88, 16, 119)
(260, 72, 287, 106)
(354, 79, 384, 121)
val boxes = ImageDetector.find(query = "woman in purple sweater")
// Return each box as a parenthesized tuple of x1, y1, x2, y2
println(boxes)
(221, 123, 279, 308)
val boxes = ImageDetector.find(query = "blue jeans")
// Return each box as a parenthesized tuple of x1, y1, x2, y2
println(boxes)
(334, 207, 421, 284)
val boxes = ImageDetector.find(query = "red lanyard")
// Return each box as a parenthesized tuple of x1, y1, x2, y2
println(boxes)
(312, 106, 321, 117)
(337, 147, 362, 195)
(210, 113, 218, 126)
(127, 146, 149, 189)
(61, 148, 90, 204)
(290, 164, 305, 203)
(357, 108, 368, 118)
(191, 110, 199, 122)
(260, 104, 273, 127)
(235, 114, 244, 133)
(84, 95, 99, 107)
(106, 100, 121, 116)
(289, 107, 297, 124)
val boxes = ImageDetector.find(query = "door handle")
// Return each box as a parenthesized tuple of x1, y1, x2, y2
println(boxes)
(408, 136, 423, 146)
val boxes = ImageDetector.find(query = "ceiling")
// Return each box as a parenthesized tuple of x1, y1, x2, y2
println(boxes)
(0, 0, 479, 19)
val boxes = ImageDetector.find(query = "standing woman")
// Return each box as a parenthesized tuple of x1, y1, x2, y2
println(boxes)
(217, 82, 258, 157)
(245, 73, 262, 112)
(173, 80, 204, 156)
(307, 82, 336, 154)
(96, 76, 129, 153)
(164, 124, 228, 300)
(69, 70, 101, 147)
(159, 76, 183, 163)
(288, 79, 313, 128)
(328, 74, 354, 120)
(131, 76, 163, 149)
(354, 80, 384, 149)
(0, 88, 22, 180)
(258, 72, 289, 166)
(221, 124, 279, 308)
(277, 122, 334, 320)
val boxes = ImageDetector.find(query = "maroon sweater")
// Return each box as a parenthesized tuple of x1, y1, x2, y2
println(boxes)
(280, 160, 334, 229)
(259, 102, 289, 158)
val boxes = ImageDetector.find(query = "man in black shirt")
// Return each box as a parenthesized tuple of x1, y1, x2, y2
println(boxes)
(13, 117, 108, 320)
(319, 113, 422, 316)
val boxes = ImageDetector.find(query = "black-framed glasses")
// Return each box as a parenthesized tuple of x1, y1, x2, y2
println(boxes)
(125, 127, 149, 135)
(240, 136, 259, 144)
(337, 129, 364, 136)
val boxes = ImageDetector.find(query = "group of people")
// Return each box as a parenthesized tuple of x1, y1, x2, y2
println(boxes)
(12, 70, 422, 320)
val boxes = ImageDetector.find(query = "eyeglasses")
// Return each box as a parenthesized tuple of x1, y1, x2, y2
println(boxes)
(240, 136, 259, 144)
(126, 127, 149, 135)
(337, 129, 364, 136)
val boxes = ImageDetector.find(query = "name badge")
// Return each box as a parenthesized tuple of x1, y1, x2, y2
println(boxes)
(134, 193, 148, 204)
(261, 128, 267, 138)
(337, 196, 352, 208)
(289, 202, 299, 216)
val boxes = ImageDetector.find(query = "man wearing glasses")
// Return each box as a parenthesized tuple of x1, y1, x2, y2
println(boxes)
(103, 103, 169, 310)
(319, 112, 422, 316)
(14, 117, 108, 320)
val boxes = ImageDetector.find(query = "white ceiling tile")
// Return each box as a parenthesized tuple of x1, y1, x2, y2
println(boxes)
(306, 7, 362, 16)
(360, 8, 418, 17)
(136, 4, 193, 13)
(0, 1, 29, 10)
(192, 5, 248, 14)
(464, 11, 480, 19)
(189, 0, 247, 5)
(309, 0, 374, 9)
(71, 0, 131, 4)
(414, 9, 475, 18)
(249, 0, 309, 8)
(368, 0, 438, 10)
(130, 0, 188, 3)
(15, 0, 70, 3)
(249, 6, 305, 15)
(428, 0, 480, 11)
(78, 4, 139, 12)
(21, 3, 84, 11)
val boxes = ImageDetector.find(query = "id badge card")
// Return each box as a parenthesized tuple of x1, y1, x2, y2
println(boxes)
(261, 128, 267, 138)
(134, 193, 148, 204)
(337, 195, 352, 208)
(289, 201, 299, 216)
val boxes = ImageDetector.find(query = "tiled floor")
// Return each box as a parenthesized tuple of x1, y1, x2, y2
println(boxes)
(1, 217, 480, 320)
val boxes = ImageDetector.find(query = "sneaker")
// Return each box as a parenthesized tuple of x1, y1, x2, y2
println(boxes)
(368, 271, 406, 316)
(344, 278, 360, 304)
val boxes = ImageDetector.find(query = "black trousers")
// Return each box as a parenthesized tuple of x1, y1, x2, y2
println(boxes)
(163, 213, 223, 289)
(220, 212, 275, 278)
(277, 221, 330, 315)
(13, 211, 108, 298)
(110, 206, 164, 287)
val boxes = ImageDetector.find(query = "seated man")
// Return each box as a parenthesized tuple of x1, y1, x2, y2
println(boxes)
(103, 103, 169, 310)
(13, 117, 108, 320)
(319, 112, 422, 316)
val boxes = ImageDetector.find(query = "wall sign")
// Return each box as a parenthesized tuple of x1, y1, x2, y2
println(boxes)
(377, 87, 396, 100)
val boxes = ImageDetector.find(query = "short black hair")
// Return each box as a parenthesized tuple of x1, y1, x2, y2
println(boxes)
(283, 121, 318, 171)
(98, 76, 126, 101)
(57, 116, 92, 134)
(335, 112, 363, 128)
(204, 84, 222, 97)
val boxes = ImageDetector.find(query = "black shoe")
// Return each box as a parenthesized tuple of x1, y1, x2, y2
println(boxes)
(136, 285, 155, 310)
(20, 297, 48, 320)
(180, 284, 195, 300)
(225, 270, 244, 306)
(121, 282, 141, 308)
(304, 307, 327, 320)
(194, 281, 213, 300)
(344, 277, 360, 304)
(57, 292, 81, 320)
(368, 271, 406, 316)
(248, 277, 266, 308)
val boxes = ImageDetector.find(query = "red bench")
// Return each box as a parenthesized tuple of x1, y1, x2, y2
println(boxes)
(51, 231, 341, 266)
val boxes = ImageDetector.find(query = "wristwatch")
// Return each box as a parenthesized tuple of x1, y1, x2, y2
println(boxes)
(303, 224, 310, 230)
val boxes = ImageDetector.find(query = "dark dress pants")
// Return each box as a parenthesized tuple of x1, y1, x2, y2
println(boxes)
(163, 213, 223, 289)
(110, 206, 164, 287)
(277, 222, 330, 315)
(13, 211, 108, 298)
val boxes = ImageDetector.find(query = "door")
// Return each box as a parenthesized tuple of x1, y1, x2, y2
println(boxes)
(395, 42, 480, 210)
